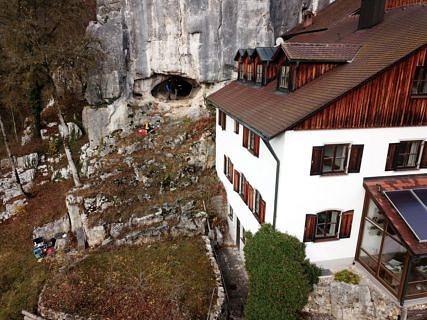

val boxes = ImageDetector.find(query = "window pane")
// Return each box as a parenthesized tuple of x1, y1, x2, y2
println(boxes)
(366, 199, 386, 229)
(315, 211, 339, 238)
(396, 141, 420, 168)
(360, 220, 383, 259)
(359, 249, 378, 273)
(406, 256, 427, 297)
(379, 235, 407, 292)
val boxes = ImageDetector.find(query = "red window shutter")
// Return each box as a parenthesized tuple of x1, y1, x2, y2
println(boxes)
(339, 210, 354, 239)
(259, 199, 266, 224)
(234, 120, 239, 134)
(233, 171, 240, 192)
(218, 110, 222, 126)
(243, 181, 249, 204)
(303, 214, 317, 242)
(248, 184, 254, 211)
(253, 134, 260, 157)
(223, 155, 227, 175)
(310, 146, 324, 175)
(348, 145, 364, 173)
(221, 112, 226, 130)
(243, 127, 249, 148)
(385, 143, 398, 171)
(420, 143, 427, 168)
(229, 162, 234, 183)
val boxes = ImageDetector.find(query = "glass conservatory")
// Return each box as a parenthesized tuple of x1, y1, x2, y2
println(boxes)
(357, 176, 427, 302)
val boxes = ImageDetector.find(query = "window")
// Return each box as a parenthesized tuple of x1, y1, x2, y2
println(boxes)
(247, 63, 253, 81)
(223, 155, 233, 183)
(385, 141, 427, 171)
(315, 210, 340, 239)
(241, 227, 246, 244)
(238, 173, 246, 199)
(243, 127, 260, 157)
(218, 110, 226, 130)
(412, 66, 427, 96)
(234, 120, 239, 134)
(278, 65, 291, 90)
(256, 64, 263, 85)
(310, 144, 364, 175)
(253, 190, 266, 224)
(233, 170, 266, 224)
(304, 210, 354, 242)
(228, 206, 234, 221)
(239, 62, 244, 80)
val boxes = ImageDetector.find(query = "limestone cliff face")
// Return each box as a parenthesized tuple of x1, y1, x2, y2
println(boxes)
(86, 0, 332, 104)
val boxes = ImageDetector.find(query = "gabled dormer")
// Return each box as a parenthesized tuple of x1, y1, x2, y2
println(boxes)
(272, 42, 360, 92)
(234, 49, 247, 81)
(234, 48, 256, 82)
(251, 47, 277, 86)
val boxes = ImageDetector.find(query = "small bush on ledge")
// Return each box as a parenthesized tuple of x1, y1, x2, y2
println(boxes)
(334, 269, 360, 285)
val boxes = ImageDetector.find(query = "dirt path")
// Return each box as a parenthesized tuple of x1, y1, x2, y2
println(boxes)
(214, 245, 248, 320)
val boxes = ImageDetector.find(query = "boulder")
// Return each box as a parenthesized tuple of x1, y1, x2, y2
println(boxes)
(59, 122, 83, 141)
(51, 167, 71, 181)
(16, 153, 39, 169)
(33, 216, 71, 240)
(86, 225, 106, 247)
(66, 193, 84, 232)
(330, 281, 374, 320)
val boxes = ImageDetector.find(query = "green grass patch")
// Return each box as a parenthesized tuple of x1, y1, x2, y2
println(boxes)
(0, 180, 72, 320)
(334, 269, 360, 285)
(41, 238, 216, 319)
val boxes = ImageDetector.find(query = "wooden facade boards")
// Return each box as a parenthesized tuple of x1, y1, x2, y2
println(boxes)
(295, 46, 427, 130)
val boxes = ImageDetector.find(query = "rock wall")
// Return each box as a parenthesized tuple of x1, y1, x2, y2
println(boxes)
(86, 0, 333, 104)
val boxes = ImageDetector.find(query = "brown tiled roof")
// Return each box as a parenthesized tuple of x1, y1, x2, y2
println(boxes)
(207, 2, 427, 138)
(287, 0, 360, 36)
(364, 175, 427, 255)
(281, 42, 360, 62)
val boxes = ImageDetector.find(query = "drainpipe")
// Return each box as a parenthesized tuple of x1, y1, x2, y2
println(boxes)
(263, 139, 280, 229)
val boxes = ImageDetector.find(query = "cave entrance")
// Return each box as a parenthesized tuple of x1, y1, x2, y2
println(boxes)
(151, 76, 197, 100)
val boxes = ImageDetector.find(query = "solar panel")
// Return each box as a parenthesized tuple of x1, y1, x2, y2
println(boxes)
(384, 189, 427, 242)
(414, 188, 427, 207)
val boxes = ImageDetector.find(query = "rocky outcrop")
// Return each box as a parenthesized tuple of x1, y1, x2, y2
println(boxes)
(86, 0, 333, 104)
(33, 216, 70, 241)
(304, 275, 401, 320)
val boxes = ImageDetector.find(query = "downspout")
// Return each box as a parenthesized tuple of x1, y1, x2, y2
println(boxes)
(263, 138, 280, 229)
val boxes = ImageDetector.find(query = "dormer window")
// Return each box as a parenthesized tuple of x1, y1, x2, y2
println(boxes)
(412, 66, 427, 96)
(247, 63, 253, 81)
(278, 65, 291, 91)
(256, 64, 263, 85)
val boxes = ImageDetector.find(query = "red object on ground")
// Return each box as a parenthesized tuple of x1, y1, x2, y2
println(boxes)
(138, 128, 147, 135)
(47, 247, 54, 256)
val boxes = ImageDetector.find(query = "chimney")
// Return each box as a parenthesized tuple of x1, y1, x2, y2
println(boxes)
(303, 10, 314, 28)
(358, 0, 386, 30)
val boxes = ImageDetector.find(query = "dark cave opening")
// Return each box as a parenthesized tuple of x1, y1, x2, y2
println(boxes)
(151, 76, 197, 100)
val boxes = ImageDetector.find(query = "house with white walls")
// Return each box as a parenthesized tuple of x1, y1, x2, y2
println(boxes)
(208, 0, 427, 303)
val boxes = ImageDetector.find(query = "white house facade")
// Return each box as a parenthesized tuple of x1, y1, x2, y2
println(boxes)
(209, 0, 427, 302)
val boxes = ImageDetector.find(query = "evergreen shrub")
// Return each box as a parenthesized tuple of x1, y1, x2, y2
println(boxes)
(244, 224, 321, 320)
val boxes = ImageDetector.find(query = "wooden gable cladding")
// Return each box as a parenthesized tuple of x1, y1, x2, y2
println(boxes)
(295, 46, 427, 130)
(385, 0, 427, 9)
(294, 63, 338, 90)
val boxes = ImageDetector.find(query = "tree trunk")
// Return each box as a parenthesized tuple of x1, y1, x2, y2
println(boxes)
(0, 114, 28, 197)
(57, 107, 82, 187)
(9, 107, 19, 143)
